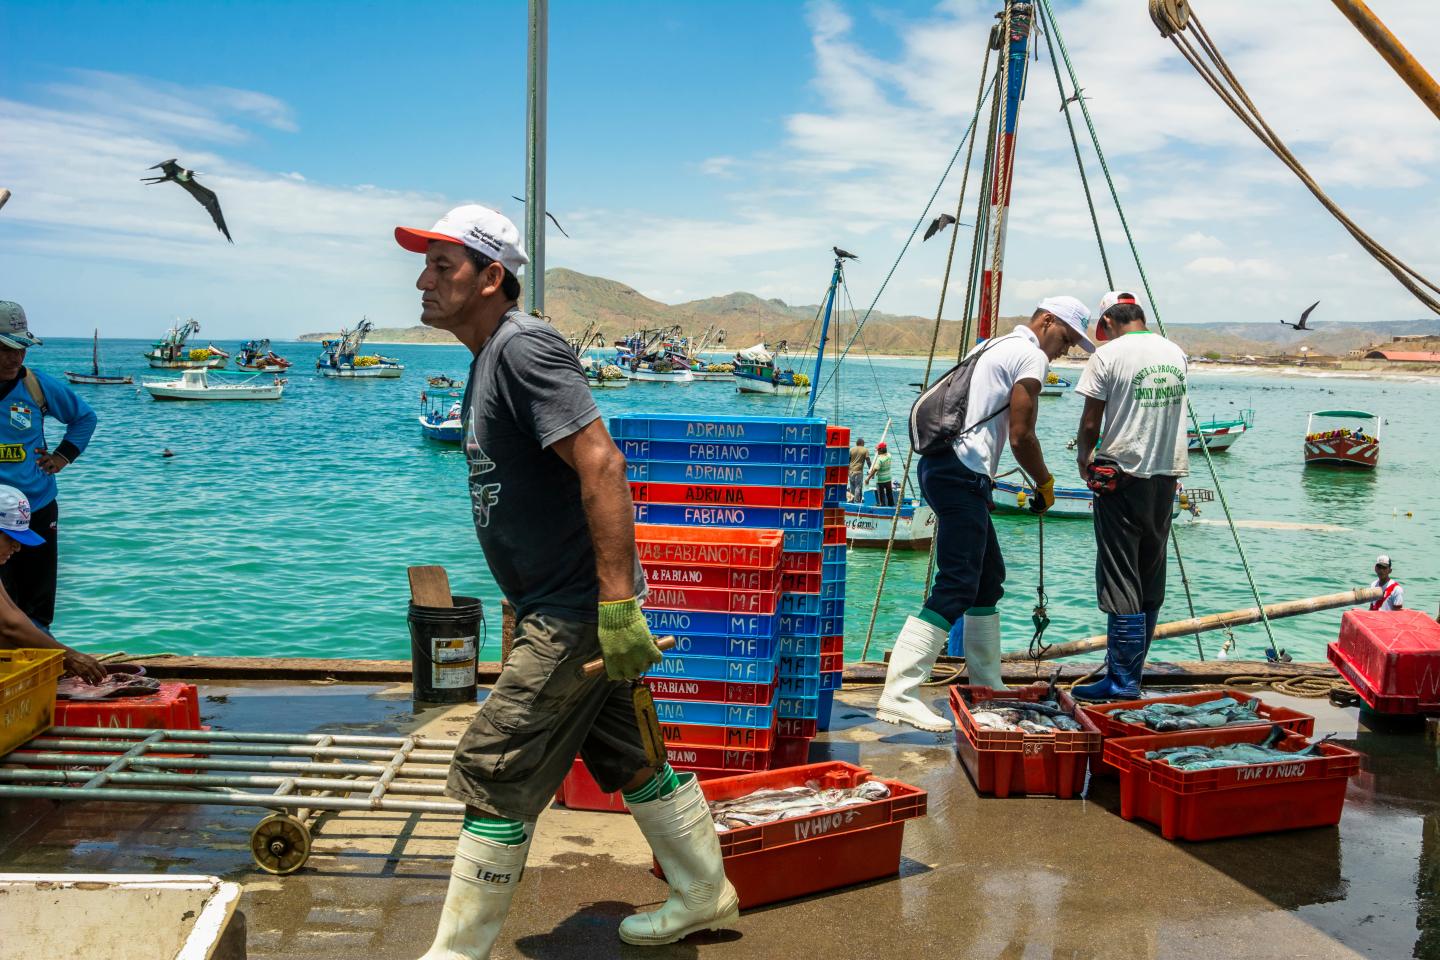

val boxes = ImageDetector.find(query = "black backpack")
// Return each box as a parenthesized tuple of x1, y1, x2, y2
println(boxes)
(908, 335, 1015, 456)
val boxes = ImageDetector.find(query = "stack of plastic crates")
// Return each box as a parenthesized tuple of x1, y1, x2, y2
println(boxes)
(815, 425, 850, 730)
(614, 412, 830, 776)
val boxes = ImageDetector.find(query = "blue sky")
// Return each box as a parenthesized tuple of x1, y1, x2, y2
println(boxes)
(2, 0, 1438, 340)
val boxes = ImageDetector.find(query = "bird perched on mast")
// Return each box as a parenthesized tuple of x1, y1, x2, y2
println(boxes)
(142, 159, 232, 242)
(833, 246, 858, 261)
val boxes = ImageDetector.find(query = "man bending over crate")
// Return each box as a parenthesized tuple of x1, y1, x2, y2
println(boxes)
(395, 205, 738, 959)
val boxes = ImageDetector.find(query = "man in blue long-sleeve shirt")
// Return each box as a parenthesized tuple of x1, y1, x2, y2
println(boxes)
(0, 302, 98, 627)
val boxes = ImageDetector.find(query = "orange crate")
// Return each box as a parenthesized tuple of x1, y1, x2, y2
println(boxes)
(634, 525, 783, 569)
(1081, 690, 1316, 741)
(949, 684, 1101, 798)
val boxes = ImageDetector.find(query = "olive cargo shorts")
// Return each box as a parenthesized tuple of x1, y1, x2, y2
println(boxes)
(446, 612, 652, 821)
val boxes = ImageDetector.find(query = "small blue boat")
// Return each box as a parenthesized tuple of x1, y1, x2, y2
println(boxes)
(419, 388, 464, 444)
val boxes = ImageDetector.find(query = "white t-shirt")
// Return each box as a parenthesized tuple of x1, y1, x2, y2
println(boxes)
(952, 327, 1048, 477)
(1370, 579, 1404, 611)
(1075, 330, 1190, 478)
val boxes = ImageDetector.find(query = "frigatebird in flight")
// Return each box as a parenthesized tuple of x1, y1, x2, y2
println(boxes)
(142, 160, 231, 242)
(511, 196, 570, 238)
(833, 247, 858, 261)
(1280, 300, 1320, 331)
(1060, 88, 1090, 111)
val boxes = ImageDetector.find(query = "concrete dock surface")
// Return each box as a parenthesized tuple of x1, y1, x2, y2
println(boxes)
(1, 680, 1436, 960)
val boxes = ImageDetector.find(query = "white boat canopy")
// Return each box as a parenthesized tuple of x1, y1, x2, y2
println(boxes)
(735, 343, 773, 363)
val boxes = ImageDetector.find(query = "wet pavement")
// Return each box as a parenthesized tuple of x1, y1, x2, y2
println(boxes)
(1, 679, 1437, 960)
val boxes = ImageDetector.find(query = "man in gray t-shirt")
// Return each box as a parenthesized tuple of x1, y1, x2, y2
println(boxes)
(395, 205, 737, 959)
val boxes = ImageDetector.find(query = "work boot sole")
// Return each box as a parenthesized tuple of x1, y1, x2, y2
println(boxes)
(876, 709, 951, 733)
(618, 901, 740, 946)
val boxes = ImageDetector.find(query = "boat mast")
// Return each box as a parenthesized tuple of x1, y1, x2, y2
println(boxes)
(805, 254, 843, 418)
(1329, 0, 1440, 122)
(524, 0, 548, 315)
(975, 1, 1035, 341)
(91, 329, 100, 376)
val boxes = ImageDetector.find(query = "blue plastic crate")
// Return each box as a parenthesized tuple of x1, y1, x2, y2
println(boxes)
(817, 688, 835, 731)
(820, 615, 844, 636)
(777, 593, 821, 615)
(821, 599, 845, 619)
(823, 446, 848, 466)
(649, 631, 779, 660)
(643, 608, 778, 640)
(778, 613, 821, 636)
(821, 561, 846, 583)
(619, 438, 824, 466)
(625, 460, 825, 488)
(823, 545, 846, 565)
(647, 652, 779, 683)
(777, 696, 821, 720)
(819, 670, 843, 691)
(633, 502, 822, 531)
(778, 673, 821, 698)
(823, 487, 843, 507)
(778, 654, 821, 677)
(777, 635, 821, 657)
(821, 580, 845, 599)
(652, 699, 776, 729)
(782, 530, 823, 552)
(610, 414, 827, 445)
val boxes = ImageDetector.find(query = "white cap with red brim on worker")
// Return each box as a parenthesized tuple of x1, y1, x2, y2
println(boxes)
(1037, 296, 1095, 352)
(0, 486, 45, 546)
(0, 302, 43, 350)
(1094, 290, 1141, 343)
(394, 204, 530, 277)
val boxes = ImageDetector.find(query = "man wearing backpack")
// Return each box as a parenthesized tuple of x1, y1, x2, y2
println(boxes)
(878, 297, 1094, 731)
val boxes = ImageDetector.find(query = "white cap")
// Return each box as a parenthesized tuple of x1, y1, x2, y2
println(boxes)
(1037, 296, 1094, 352)
(1376, 554, 1392, 567)
(0, 485, 44, 546)
(1097, 290, 1141, 318)
(0, 302, 42, 350)
(395, 204, 529, 276)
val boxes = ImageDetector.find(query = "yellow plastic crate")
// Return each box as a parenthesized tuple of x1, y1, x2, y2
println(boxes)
(0, 649, 65, 756)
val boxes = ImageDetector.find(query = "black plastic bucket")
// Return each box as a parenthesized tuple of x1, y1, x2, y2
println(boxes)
(408, 595, 483, 703)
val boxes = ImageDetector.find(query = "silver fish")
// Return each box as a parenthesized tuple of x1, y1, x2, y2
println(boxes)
(709, 779, 892, 831)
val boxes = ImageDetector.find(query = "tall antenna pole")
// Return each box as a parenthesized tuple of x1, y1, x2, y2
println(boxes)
(1330, 0, 1440, 122)
(525, 0, 549, 315)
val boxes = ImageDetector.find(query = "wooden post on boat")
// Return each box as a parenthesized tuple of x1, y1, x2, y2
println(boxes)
(1329, 0, 1440, 123)
(1003, 587, 1385, 661)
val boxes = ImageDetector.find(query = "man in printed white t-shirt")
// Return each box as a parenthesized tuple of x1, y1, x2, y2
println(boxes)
(876, 296, 1094, 732)
(1369, 555, 1404, 611)
(1072, 291, 1189, 700)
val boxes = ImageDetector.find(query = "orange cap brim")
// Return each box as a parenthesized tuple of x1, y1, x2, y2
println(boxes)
(395, 226, 463, 253)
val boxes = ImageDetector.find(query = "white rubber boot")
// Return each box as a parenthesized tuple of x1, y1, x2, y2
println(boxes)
(418, 827, 532, 960)
(875, 616, 951, 732)
(620, 774, 739, 945)
(963, 611, 1005, 691)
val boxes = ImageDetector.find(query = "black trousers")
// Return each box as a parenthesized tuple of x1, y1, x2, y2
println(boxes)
(874, 481, 895, 507)
(0, 498, 59, 627)
(919, 453, 1004, 625)
(1093, 476, 1177, 616)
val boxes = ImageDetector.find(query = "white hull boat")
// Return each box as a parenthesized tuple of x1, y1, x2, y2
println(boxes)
(690, 370, 734, 382)
(992, 478, 1208, 520)
(623, 366, 694, 384)
(145, 368, 285, 401)
(316, 364, 403, 378)
(844, 492, 936, 549)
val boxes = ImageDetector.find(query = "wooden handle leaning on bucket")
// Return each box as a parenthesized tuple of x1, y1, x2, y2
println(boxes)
(582, 636, 676, 679)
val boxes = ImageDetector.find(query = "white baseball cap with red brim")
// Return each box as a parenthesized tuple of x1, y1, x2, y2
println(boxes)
(395, 205, 529, 277)
(0, 485, 44, 546)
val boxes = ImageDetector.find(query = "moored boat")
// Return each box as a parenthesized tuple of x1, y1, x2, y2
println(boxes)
(427, 374, 462, 388)
(1304, 409, 1381, 469)
(234, 338, 291, 372)
(144, 367, 285, 401)
(317, 318, 404, 378)
(992, 478, 1214, 519)
(733, 342, 808, 396)
(144, 319, 228, 369)
(64, 330, 132, 385)
(845, 490, 936, 549)
(1039, 371, 1073, 396)
(1188, 409, 1254, 452)
(419, 389, 463, 442)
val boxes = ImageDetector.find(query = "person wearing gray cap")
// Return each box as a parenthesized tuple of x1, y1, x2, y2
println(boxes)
(0, 301, 98, 629)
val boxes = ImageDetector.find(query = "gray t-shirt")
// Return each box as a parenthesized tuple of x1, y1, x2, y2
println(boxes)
(462, 311, 639, 622)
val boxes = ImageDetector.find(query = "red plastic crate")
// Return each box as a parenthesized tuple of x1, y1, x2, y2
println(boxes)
(658, 719, 778, 751)
(820, 653, 844, 673)
(667, 742, 772, 773)
(642, 583, 781, 615)
(1081, 690, 1316, 741)
(780, 551, 821, 575)
(949, 684, 1102, 799)
(824, 465, 847, 485)
(53, 682, 202, 731)
(781, 572, 821, 594)
(1104, 726, 1360, 841)
(771, 736, 812, 769)
(677, 761, 925, 909)
(646, 563, 780, 592)
(635, 525, 784, 570)
(1328, 610, 1440, 714)
(823, 526, 845, 545)
(823, 507, 845, 526)
(645, 673, 779, 705)
(630, 481, 823, 510)
(820, 635, 844, 655)
(554, 758, 628, 813)
(776, 717, 818, 739)
(826, 426, 851, 447)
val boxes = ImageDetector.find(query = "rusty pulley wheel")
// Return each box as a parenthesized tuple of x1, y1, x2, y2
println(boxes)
(250, 813, 312, 875)
(1148, 0, 1190, 38)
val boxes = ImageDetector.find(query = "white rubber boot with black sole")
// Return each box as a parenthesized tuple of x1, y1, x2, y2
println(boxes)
(875, 616, 951, 732)
(961, 610, 1005, 691)
(620, 774, 739, 945)
(418, 829, 532, 960)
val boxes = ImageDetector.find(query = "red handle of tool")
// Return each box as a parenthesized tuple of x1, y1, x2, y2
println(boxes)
(582, 636, 676, 679)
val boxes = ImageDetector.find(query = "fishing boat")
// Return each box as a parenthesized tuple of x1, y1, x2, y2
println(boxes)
(143, 320, 228, 369)
(612, 327, 694, 383)
(733, 342, 808, 396)
(143, 368, 285, 401)
(1188, 409, 1254, 452)
(581, 357, 628, 388)
(427, 374, 462, 388)
(1304, 409, 1381, 469)
(419, 389, 463, 443)
(316, 318, 404, 378)
(683, 324, 734, 381)
(234, 339, 292, 372)
(1039, 371, 1073, 396)
(993, 478, 1215, 520)
(64, 330, 132, 385)
(845, 489, 937, 550)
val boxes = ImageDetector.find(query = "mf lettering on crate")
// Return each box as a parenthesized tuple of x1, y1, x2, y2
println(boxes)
(1235, 762, 1312, 782)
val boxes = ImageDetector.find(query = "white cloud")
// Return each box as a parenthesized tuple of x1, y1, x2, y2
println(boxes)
(1184, 256, 1278, 279)
(1174, 232, 1224, 254)
(699, 156, 739, 178)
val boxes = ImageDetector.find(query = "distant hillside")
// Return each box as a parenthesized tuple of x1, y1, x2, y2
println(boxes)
(301, 268, 1440, 357)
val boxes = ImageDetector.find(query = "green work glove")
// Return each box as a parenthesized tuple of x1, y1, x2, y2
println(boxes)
(597, 598, 664, 681)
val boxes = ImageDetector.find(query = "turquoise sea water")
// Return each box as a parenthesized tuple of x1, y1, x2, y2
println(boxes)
(37, 337, 1438, 665)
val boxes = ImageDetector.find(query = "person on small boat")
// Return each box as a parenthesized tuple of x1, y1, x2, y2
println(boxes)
(395, 205, 736, 959)
(847, 436, 870, 503)
(868, 441, 895, 506)
(0, 302, 98, 630)
(1072, 292, 1189, 701)
(876, 297, 1093, 732)
(1369, 554, 1403, 611)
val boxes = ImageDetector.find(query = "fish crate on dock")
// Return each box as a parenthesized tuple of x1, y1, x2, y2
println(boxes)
(949, 684, 1102, 799)
(1103, 727, 1360, 841)
(664, 760, 926, 909)
(1327, 609, 1440, 715)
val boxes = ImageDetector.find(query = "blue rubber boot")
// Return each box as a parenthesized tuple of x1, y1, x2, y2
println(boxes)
(1073, 613, 1148, 701)
(1143, 608, 1159, 653)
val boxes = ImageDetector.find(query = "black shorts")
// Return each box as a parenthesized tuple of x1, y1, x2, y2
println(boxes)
(1093, 475, 1178, 615)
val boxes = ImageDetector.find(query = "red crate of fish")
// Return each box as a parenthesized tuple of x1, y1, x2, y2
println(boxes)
(554, 758, 629, 813)
(629, 481, 825, 511)
(635, 525, 784, 570)
(53, 682, 202, 731)
(821, 635, 844, 655)
(1327, 610, 1440, 715)
(826, 426, 851, 447)
(658, 718, 778, 752)
(668, 761, 925, 909)
(642, 583, 781, 616)
(644, 673, 779, 706)
(644, 563, 780, 592)
(1103, 726, 1360, 841)
(949, 684, 1102, 799)
(776, 717, 818, 739)
(1081, 690, 1317, 742)
(780, 551, 822, 575)
(666, 742, 772, 773)
(825, 466, 847, 485)
(781, 572, 821, 594)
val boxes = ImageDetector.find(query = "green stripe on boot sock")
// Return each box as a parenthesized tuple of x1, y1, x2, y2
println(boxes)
(622, 763, 681, 804)
(917, 608, 953, 631)
(461, 814, 527, 845)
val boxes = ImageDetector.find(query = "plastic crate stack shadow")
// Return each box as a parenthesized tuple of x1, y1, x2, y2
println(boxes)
(614, 412, 832, 777)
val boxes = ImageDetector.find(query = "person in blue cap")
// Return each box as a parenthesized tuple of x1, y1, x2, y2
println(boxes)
(0, 302, 98, 629)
